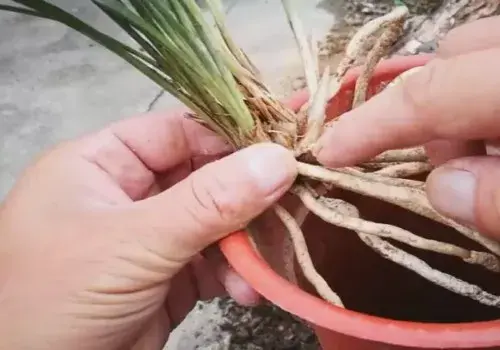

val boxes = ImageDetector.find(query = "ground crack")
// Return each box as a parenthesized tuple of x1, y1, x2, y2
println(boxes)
(146, 89, 165, 112)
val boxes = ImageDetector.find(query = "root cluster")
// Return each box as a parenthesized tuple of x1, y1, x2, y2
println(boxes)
(266, 3, 500, 309)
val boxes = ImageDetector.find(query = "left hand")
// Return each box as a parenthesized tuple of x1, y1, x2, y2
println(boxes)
(0, 110, 297, 350)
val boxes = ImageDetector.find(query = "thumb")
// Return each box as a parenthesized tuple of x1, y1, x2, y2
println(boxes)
(130, 143, 297, 264)
(426, 156, 500, 240)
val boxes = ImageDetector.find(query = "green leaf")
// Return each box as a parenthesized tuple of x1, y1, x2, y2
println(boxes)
(5, 0, 257, 145)
(204, 0, 258, 75)
(182, 0, 254, 131)
(0, 4, 46, 17)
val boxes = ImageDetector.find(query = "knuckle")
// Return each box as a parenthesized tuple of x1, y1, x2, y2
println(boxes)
(491, 187, 500, 231)
(436, 26, 462, 57)
(476, 162, 500, 235)
(400, 62, 437, 114)
(399, 61, 443, 134)
(187, 167, 248, 231)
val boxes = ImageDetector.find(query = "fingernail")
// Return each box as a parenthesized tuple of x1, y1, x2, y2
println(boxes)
(311, 126, 346, 167)
(427, 167, 477, 224)
(311, 141, 323, 158)
(312, 135, 333, 166)
(245, 143, 297, 195)
(312, 138, 344, 168)
(222, 268, 261, 306)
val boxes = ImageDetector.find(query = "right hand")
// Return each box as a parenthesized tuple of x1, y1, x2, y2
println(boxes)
(313, 16, 500, 239)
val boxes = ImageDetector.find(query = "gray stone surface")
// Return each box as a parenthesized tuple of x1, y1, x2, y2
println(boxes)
(0, 1, 164, 198)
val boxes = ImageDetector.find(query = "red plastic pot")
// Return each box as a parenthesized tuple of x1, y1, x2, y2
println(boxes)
(219, 54, 500, 349)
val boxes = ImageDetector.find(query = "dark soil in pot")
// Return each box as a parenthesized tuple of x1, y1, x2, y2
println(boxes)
(219, 298, 320, 349)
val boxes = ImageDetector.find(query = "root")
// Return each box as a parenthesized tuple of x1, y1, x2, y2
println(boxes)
(309, 31, 320, 84)
(328, 74, 342, 99)
(301, 192, 500, 307)
(339, 167, 425, 188)
(294, 186, 500, 273)
(370, 147, 428, 163)
(282, 231, 298, 285)
(374, 162, 434, 178)
(360, 234, 500, 308)
(280, 1, 500, 312)
(276, 1, 500, 312)
(335, 6, 409, 79)
(274, 204, 344, 307)
(352, 16, 406, 108)
(360, 162, 402, 170)
(268, 2, 500, 311)
(296, 66, 332, 155)
(283, 0, 342, 153)
(282, 0, 318, 97)
(297, 162, 500, 256)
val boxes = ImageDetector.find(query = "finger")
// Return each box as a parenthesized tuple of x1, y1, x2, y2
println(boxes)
(282, 90, 310, 111)
(314, 48, 500, 167)
(156, 153, 229, 193)
(76, 112, 231, 199)
(126, 143, 297, 272)
(426, 156, 500, 239)
(438, 16, 500, 58)
(202, 245, 260, 306)
(424, 139, 485, 166)
(165, 265, 199, 327)
(189, 254, 226, 300)
(157, 160, 193, 192)
(486, 138, 500, 156)
(218, 267, 261, 306)
(129, 309, 169, 350)
(164, 258, 227, 329)
(109, 112, 231, 172)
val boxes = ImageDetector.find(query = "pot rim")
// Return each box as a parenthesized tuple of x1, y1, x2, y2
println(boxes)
(219, 54, 500, 349)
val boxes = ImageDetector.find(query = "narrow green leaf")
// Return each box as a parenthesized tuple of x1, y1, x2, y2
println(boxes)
(0, 5, 47, 17)
(204, 0, 258, 75)
(145, 1, 241, 115)
(13, 0, 153, 65)
(92, 2, 162, 65)
(182, 0, 254, 131)
(169, 0, 198, 36)
(94, 0, 209, 97)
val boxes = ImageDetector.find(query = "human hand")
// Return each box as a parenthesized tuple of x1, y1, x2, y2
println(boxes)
(0, 111, 297, 350)
(313, 16, 500, 239)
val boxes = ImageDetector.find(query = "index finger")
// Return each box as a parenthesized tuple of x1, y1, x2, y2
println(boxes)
(78, 108, 231, 168)
(72, 110, 231, 200)
(314, 48, 500, 167)
(437, 16, 500, 59)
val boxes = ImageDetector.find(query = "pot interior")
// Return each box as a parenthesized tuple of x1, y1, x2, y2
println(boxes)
(297, 187, 500, 323)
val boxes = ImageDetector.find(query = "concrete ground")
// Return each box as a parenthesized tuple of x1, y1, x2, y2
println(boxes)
(0, 0, 338, 199)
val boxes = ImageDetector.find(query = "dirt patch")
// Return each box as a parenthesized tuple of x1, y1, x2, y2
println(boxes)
(165, 298, 319, 350)
(277, 0, 444, 97)
(219, 298, 319, 350)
